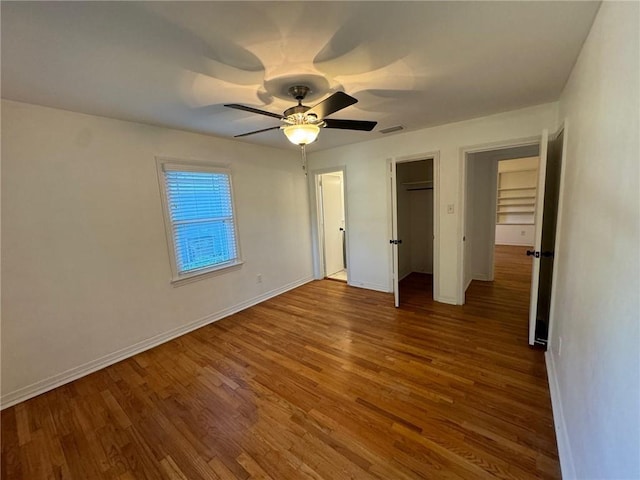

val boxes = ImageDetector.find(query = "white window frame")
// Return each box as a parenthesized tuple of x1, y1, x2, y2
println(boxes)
(156, 157, 243, 286)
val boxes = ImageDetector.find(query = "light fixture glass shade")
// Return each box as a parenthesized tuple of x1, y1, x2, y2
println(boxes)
(283, 124, 320, 145)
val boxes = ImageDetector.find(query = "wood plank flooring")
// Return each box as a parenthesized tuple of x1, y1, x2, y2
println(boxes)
(1, 245, 560, 479)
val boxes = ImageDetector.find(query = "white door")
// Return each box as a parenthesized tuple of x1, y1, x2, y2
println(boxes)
(390, 161, 400, 307)
(528, 129, 549, 345)
(321, 173, 345, 277)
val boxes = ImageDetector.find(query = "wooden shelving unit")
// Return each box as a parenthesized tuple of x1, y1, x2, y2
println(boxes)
(496, 169, 536, 225)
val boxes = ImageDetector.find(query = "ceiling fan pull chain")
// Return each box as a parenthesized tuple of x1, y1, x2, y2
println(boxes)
(301, 144, 308, 176)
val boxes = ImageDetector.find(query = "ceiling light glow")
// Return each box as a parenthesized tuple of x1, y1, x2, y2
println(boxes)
(283, 124, 320, 145)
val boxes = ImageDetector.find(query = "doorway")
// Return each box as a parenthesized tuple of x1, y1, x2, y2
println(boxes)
(463, 144, 540, 292)
(318, 171, 347, 282)
(461, 129, 565, 348)
(392, 158, 435, 306)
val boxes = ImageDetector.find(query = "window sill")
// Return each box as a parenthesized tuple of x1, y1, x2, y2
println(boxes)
(171, 260, 244, 287)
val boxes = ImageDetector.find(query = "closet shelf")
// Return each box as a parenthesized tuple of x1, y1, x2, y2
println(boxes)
(498, 195, 536, 200)
(497, 210, 535, 214)
(498, 186, 537, 192)
(402, 180, 433, 191)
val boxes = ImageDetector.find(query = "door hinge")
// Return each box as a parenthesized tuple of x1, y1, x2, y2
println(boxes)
(389, 239, 403, 245)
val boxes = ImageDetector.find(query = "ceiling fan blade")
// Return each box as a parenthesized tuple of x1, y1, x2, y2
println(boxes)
(323, 119, 377, 131)
(306, 91, 357, 120)
(225, 103, 283, 119)
(234, 126, 281, 138)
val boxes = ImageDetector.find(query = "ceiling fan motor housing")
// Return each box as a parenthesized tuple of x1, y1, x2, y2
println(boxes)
(288, 85, 310, 101)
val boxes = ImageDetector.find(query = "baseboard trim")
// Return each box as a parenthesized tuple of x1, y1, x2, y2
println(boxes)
(0, 276, 314, 410)
(472, 273, 492, 281)
(495, 241, 533, 247)
(398, 271, 412, 282)
(435, 294, 458, 305)
(545, 351, 576, 479)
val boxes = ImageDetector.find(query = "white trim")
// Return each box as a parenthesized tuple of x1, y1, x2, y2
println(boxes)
(546, 351, 576, 480)
(398, 271, 413, 282)
(436, 295, 457, 305)
(465, 277, 473, 292)
(389, 151, 440, 304)
(0, 275, 314, 410)
(495, 240, 534, 246)
(472, 273, 492, 281)
(162, 163, 230, 174)
(433, 154, 441, 302)
(171, 260, 244, 287)
(309, 166, 348, 281)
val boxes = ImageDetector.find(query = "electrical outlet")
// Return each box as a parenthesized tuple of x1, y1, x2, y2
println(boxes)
(257, 274, 262, 284)
(521, 230, 526, 236)
(447, 204, 455, 214)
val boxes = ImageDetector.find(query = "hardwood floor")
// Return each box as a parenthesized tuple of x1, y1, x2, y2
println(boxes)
(1, 245, 559, 479)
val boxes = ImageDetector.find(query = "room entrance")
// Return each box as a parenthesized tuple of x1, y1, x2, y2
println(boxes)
(317, 170, 347, 282)
(461, 129, 565, 347)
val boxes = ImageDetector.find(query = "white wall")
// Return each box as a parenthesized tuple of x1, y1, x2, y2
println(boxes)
(467, 155, 496, 281)
(1, 100, 314, 406)
(409, 188, 433, 274)
(396, 163, 413, 280)
(548, 3, 640, 479)
(309, 103, 558, 303)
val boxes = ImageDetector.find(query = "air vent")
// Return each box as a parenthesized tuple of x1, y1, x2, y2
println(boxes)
(380, 125, 404, 134)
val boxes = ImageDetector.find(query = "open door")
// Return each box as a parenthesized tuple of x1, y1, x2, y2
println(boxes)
(528, 129, 564, 346)
(390, 161, 400, 307)
(317, 171, 348, 282)
(320, 173, 346, 278)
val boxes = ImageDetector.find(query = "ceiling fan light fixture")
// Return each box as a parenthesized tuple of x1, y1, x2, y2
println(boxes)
(283, 124, 320, 145)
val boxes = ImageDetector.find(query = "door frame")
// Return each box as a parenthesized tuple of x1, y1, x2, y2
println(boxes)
(388, 151, 441, 304)
(309, 166, 349, 281)
(458, 135, 541, 305)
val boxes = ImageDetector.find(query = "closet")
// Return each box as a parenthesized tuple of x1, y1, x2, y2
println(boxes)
(396, 160, 434, 281)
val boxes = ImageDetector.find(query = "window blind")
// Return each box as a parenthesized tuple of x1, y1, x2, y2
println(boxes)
(163, 169, 238, 274)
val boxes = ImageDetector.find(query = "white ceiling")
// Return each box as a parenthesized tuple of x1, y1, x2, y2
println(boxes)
(1, 1, 599, 151)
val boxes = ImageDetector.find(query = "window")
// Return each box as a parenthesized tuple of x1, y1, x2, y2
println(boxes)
(157, 159, 241, 283)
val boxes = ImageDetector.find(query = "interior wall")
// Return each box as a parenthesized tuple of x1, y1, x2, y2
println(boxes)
(550, 2, 639, 478)
(463, 160, 475, 289)
(1, 100, 314, 405)
(409, 160, 433, 274)
(308, 103, 558, 302)
(396, 163, 413, 280)
(466, 155, 496, 281)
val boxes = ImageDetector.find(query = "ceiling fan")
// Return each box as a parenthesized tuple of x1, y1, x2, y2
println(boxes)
(224, 85, 377, 146)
